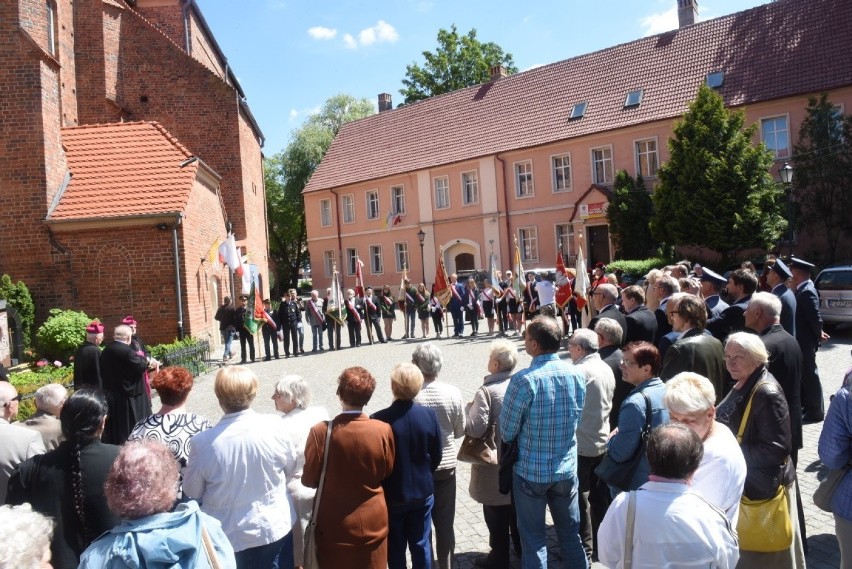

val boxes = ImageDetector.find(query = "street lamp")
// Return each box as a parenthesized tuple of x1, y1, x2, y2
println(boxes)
(779, 161, 794, 255)
(779, 161, 793, 185)
(417, 228, 426, 282)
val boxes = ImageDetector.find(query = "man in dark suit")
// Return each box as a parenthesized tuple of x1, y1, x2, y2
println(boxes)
(261, 299, 280, 361)
(277, 288, 303, 357)
(100, 324, 150, 445)
(234, 295, 255, 363)
(707, 268, 757, 341)
(765, 258, 797, 337)
(653, 275, 679, 344)
(790, 256, 828, 422)
(363, 286, 387, 343)
(343, 288, 365, 348)
(73, 321, 104, 390)
(588, 283, 627, 343)
(699, 268, 729, 319)
(620, 285, 657, 344)
(660, 295, 727, 401)
(593, 317, 626, 431)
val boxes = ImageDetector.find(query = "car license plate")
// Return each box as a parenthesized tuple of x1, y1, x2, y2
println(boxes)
(827, 299, 852, 308)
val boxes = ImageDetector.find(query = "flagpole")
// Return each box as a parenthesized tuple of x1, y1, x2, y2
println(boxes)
(440, 247, 450, 338)
(357, 257, 374, 346)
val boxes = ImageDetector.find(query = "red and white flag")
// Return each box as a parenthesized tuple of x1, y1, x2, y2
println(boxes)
(355, 257, 365, 299)
(217, 234, 243, 276)
(555, 251, 574, 309)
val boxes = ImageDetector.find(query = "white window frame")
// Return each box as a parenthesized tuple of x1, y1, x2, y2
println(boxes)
(635, 138, 659, 179)
(341, 194, 355, 224)
(319, 199, 332, 227)
(518, 226, 539, 264)
(760, 115, 790, 159)
(369, 245, 383, 275)
(461, 170, 479, 206)
(514, 161, 534, 198)
(365, 190, 380, 220)
(591, 146, 614, 185)
(345, 248, 358, 276)
(46, 1, 56, 56)
(322, 250, 335, 278)
(394, 242, 409, 272)
(551, 153, 572, 193)
(391, 185, 406, 216)
(555, 223, 574, 256)
(434, 176, 450, 210)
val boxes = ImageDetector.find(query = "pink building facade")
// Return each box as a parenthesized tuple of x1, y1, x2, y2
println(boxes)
(305, 0, 852, 290)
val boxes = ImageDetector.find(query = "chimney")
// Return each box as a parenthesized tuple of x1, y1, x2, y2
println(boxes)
(677, 0, 698, 28)
(378, 93, 393, 112)
(489, 65, 507, 82)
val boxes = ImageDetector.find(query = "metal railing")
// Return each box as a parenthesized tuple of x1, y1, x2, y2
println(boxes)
(159, 340, 211, 376)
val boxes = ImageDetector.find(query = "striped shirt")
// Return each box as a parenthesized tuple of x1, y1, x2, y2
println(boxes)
(415, 380, 466, 471)
(499, 353, 586, 483)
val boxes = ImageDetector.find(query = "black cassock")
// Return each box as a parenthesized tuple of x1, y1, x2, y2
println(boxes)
(100, 340, 150, 445)
(73, 341, 102, 389)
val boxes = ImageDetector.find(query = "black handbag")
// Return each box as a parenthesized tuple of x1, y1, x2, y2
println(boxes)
(498, 440, 519, 495)
(595, 392, 652, 492)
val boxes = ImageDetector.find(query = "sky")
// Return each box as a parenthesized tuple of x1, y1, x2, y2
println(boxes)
(197, 0, 771, 155)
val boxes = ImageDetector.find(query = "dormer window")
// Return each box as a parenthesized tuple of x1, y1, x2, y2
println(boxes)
(569, 101, 588, 120)
(706, 71, 725, 89)
(624, 89, 643, 108)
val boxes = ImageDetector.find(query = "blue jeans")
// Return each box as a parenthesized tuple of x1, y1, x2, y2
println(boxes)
(311, 324, 324, 350)
(387, 495, 434, 569)
(513, 472, 587, 569)
(222, 329, 234, 358)
(234, 531, 293, 569)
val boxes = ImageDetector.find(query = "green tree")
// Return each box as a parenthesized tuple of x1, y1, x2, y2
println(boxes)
(0, 274, 35, 349)
(792, 93, 852, 264)
(266, 94, 375, 294)
(607, 171, 655, 259)
(651, 85, 786, 263)
(35, 308, 92, 363)
(400, 25, 517, 104)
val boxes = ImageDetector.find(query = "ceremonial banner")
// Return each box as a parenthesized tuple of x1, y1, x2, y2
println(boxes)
(326, 270, 347, 324)
(513, 238, 525, 301)
(489, 252, 503, 294)
(244, 265, 262, 334)
(217, 234, 243, 276)
(575, 246, 591, 327)
(398, 266, 408, 308)
(433, 252, 452, 307)
(355, 257, 365, 299)
(555, 251, 574, 308)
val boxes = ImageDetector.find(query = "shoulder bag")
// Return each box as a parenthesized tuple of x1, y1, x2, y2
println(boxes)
(201, 526, 222, 569)
(457, 386, 498, 465)
(813, 459, 852, 512)
(304, 420, 333, 569)
(735, 380, 793, 553)
(594, 392, 652, 492)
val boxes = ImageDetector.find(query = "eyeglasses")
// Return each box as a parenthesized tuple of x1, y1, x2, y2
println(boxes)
(619, 359, 638, 367)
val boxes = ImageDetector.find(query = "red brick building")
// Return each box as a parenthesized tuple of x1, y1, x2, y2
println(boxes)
(0, 0, 268, 346)
(305, 0, 852, 291)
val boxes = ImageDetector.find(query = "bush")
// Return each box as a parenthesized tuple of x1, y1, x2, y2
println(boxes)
(35, 309, 93, 363)
(9, 365, 73, 421)
(0, 274, 36, 350)
(607, 257, 672, 278)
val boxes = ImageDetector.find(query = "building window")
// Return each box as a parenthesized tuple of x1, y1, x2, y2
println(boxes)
(515, 162, 534, 198)
(345, 248, 357, 276)
(320, 199, 332, 227)
(366, 190, 379, 220)
(342, 194, 355, 224)
(462, 171, 479, 205)
(434, 177, 450, 209)
(323, 250, 335, 277)
(624, 89, 643, 108)
(46, 1, 56, 56)
(518, 227, 539, 263)
(761, 116, 790, 159)
(370, 245, 383, 274)
(391, 185, 406, 215)
(552, 154, 572, 192)
(555, 223, 575, 256)
(591, 146, 614, 185)
(569, 101, 588, 120)
(394, 242, 409, 272)
(635, 139, 659, 178)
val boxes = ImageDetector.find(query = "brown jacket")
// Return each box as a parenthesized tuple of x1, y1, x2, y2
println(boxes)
(303, 413, 395, 569)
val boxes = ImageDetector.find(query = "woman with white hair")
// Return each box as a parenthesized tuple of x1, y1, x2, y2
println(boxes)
(0, 503, 54, 569)
(716, 332, 804, 567)
(664, 372, 746, 523)
(271, 375, 329, 569)
(464, 339, 520, 569)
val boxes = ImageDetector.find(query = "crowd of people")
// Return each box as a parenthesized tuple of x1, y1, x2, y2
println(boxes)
(0, 253, 850, 569)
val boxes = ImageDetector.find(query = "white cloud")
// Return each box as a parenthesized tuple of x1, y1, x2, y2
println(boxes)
(639, 6, 678, 36)
(523, 63, 545, 72)
(307, 26, 337, 40)
(288, 109, 299, 121)
(342, 33, 358, 49)
(358, 20, 399, 46)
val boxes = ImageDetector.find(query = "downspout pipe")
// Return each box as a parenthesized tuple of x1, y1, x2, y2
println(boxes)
(172, 215, 185, 340)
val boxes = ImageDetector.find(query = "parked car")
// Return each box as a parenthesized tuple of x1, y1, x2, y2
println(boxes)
(815, 264, 852, 329)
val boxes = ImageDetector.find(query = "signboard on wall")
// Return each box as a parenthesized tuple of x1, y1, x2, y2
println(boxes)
(579, 202, 608, 220)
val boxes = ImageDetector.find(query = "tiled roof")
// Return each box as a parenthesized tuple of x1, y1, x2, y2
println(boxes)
(305, 0, 852, 193)
(50, 121, 199, 221)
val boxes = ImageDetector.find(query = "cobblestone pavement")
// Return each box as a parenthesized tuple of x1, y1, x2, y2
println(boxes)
(186, 318, 852, 568)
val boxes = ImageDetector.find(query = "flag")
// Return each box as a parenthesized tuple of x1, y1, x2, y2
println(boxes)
(244, 267, 262, 335)
(355, 257, 365, 299)
(326, 270, 347, 324)
(575, 246, 591, 327)
(398, 265, 408, 308)
(513, 238, 525, 300)
(384, 210, 402, 229)
(489, 252, 503, 294)
(240, 262, 252, 294)
(206, 236, 222, 265)
(433, 251, 452, 307)
(555, 250, 574, 308)
(217, 234, 243, 277)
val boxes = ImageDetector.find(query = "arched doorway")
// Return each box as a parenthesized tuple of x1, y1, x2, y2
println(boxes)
(442, 240, 481, 276)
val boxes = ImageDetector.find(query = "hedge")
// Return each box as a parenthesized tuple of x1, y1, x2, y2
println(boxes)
(606, 257, 672, 277)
